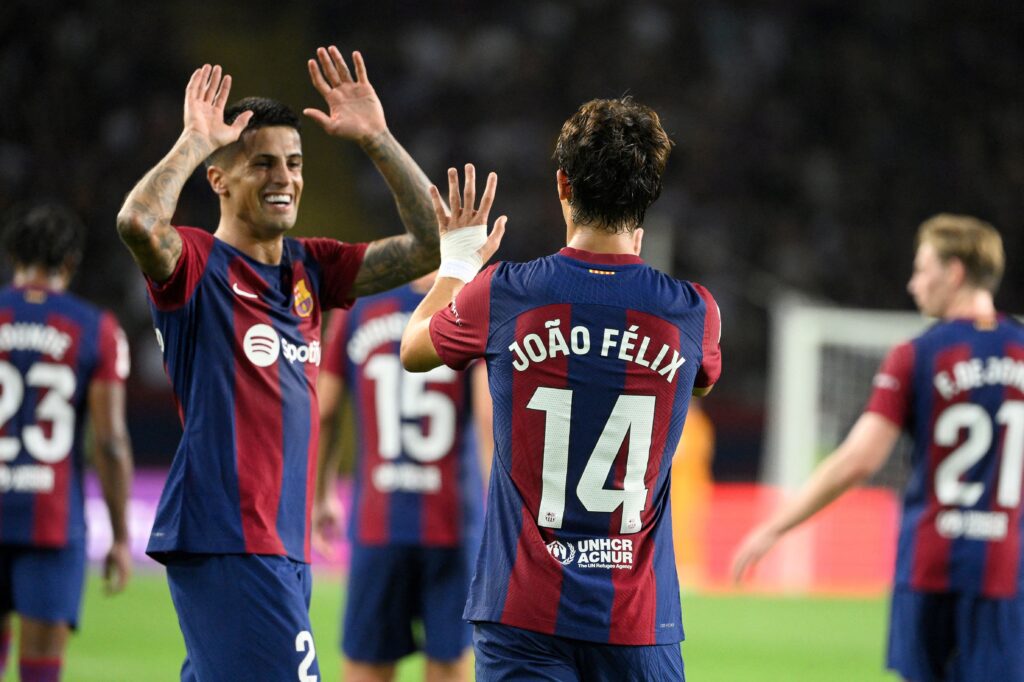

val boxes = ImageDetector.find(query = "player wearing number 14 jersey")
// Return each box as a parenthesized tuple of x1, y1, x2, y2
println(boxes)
(402, 98, 722, 681)
(733, 215, 1024, 682)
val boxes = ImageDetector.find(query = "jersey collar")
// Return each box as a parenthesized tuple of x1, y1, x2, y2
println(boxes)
(558, 247, 644, 266)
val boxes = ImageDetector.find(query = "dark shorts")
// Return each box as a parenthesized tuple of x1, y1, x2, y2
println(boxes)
(473, 621, 684, 682)
(0, 542, 86, 629)
(887, 587, 1024, 682)
(165, 553, 319, 682)
(343, 544, 473, 664)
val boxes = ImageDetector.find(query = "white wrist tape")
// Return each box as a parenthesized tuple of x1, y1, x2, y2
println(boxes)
(438, 225, 488, 282)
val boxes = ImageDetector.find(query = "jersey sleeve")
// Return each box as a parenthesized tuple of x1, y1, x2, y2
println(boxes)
(301, 238, 369, 310)
(429, 264, 497, 371)
(692, 283, 722, 388)
(321, 309, 350, 380)
(864, 341, 915, 427)
(94, 312, 130, 383)
(146, 226, 214, 311)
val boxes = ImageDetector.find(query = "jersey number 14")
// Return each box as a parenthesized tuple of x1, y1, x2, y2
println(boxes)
(529, 387, 655, 534)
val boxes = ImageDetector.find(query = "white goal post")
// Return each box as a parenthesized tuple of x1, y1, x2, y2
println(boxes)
(763, 296, 931, 489)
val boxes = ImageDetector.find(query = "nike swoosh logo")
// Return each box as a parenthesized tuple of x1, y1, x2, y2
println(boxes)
(232, 282, 259, 299)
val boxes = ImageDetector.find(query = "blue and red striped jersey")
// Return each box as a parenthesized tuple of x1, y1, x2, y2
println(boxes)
(429, 247, 722, 645)
(866, 316, 1024, 598)
(145, 226, 367, 563)
(321, 284, 483, 547)
(0, 285, 127, 548)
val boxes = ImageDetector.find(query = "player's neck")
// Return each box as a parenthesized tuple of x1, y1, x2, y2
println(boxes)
(941, 288, 997, 321)
(214, 220, 284, 265)
(565, 223, 641, 255)
(12, 266, 68, 292)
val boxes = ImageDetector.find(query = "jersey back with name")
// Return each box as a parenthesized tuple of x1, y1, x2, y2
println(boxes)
(145, 227, 366, 563)
(867, 317, 1024, 598)
(322, 285, 483, 547)
(429, 248, 722, 645)
(0, 285, 126, 548)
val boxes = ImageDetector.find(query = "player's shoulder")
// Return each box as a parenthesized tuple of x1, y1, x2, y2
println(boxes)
(174, 225, 216, 248)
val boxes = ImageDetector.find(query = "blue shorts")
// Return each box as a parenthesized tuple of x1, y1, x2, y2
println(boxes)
(343, 544, 473, 663)
(0, 542, 85, 629)
(887, 587, 1024, 682)
(473, 622, 684, 682)
(165, 554, 320, 682)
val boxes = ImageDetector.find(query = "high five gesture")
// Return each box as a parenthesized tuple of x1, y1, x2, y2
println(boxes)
(304, 47, 386, 142)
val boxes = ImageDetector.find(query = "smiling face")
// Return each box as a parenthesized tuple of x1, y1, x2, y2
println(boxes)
(210, 126, 303, 237)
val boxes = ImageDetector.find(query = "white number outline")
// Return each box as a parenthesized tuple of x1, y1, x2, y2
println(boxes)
(529, 387, 655, 534)
(295, 629, 317, 682)
(0, 361, 77, 464)
(934, 400, 1024, 508)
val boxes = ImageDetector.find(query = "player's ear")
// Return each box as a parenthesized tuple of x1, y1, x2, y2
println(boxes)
(556, 169, 572, 201)
(207, 165, 229, 196)
(946, 256, 967, 288)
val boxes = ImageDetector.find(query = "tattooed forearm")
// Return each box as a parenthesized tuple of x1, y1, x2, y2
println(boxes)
(351, 234, 437, 297)
(360, 130, 440, 260)
(116, 132, 212, 281)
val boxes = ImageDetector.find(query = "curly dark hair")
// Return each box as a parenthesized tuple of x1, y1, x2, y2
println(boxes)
(553, 97, 673, 233)
(206, 96, 301, 167)
(3, 202, 84, 272)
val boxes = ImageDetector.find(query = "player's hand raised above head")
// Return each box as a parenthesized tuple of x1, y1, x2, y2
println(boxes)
(431, 164, 507, 268)
(182, 64, 253, 155)
(304, 47, 386, 143)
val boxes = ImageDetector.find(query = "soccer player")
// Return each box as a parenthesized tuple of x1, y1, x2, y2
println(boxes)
(401, 97, 723, 681)
(115, 47, 439, 680)
(0, 203, 132, 682)
(314, 272, 491, 682)
(732, 215, 1023, 682)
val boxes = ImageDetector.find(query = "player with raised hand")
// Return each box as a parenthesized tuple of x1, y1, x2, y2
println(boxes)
(116, 46, 439, 680)
(402, 97, 722, 681)
(0, 204, 133, 682)
(732, 215, 1024, 682)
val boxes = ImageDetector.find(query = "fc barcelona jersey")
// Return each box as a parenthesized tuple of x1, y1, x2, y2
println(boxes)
(145, 226, 367, 563)
(0, 285, 127, 548)
(429, 247, 722, 645)
(322, 285, 483, 547)
(867, 316, 1024, 598)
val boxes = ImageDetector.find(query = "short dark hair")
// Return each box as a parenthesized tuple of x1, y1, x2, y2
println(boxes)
(3, 203, 84, 272)
(206, 97, 301, 167)
(553, 97, 673, 233)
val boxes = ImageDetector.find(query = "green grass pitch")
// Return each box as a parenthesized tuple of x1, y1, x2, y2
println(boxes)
(35, 571, 894, 681)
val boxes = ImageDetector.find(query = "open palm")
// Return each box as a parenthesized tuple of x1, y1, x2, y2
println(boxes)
(183, 64, 252, 152)
(304, 46, 386, 141)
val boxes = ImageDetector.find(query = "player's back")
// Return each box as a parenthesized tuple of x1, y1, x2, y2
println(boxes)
(0, 285, 120, 548)
(325, 285, 483, 547)
(893, 316, 1024, 598)
(463, 247, 720, 645)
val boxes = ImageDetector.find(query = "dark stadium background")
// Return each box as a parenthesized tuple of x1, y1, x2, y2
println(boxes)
(1, 0, 1021, 480)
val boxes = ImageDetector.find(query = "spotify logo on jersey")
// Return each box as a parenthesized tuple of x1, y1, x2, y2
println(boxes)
(243, 324, 281, 367)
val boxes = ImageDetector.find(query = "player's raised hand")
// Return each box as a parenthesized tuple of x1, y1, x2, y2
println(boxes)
(304, 47, 386, 142)
(730, 524, 781, 585)
(430, 164, 507, 267)
(182, 64, 253, 153)
(104, 539, 132, 595)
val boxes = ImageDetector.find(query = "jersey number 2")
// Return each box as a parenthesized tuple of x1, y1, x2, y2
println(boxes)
(0, 361, 76, 464)
(529, 387, 655, 534)
(934, 401, 1024, 507)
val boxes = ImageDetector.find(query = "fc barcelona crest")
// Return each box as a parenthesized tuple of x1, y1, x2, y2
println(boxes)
(293, 279, 314, 318)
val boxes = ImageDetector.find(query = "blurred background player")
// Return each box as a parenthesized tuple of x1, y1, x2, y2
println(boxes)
(732, 215, 1023, 682)
(0, 204, 133, 682)
(115, 47, 440, 680)
(401, 97, 722, 680)
(671, 398, 716, 587)
(314, 271, 491, 682)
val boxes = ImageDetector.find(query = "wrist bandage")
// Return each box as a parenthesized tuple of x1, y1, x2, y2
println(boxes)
(438, 225, 488, 282)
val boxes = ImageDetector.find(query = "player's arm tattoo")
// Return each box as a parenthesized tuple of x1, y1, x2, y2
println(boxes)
(350, 130, 440, 297)
(116, 132, 211, 282)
